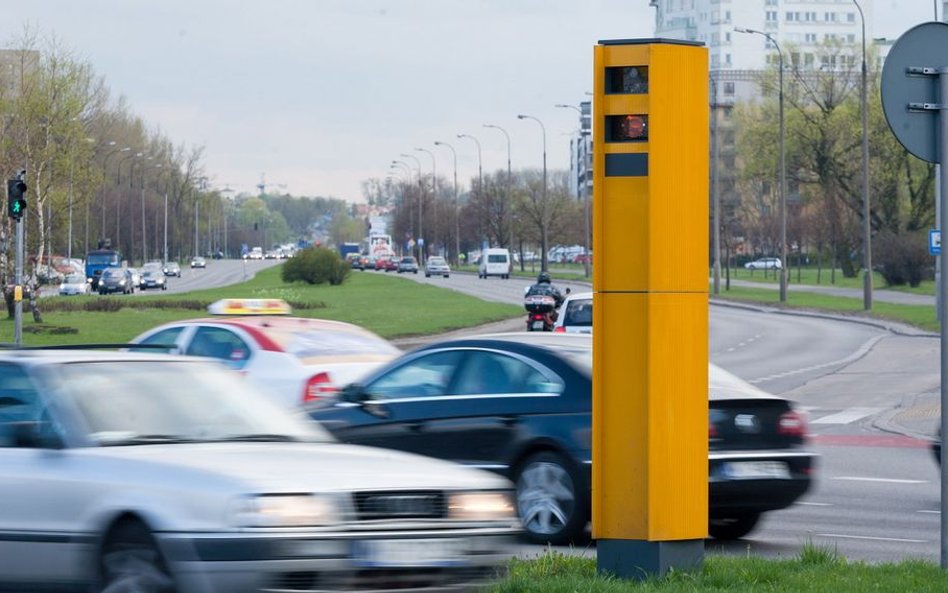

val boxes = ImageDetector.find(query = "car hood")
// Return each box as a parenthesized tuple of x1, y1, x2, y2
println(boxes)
(82, 441, 510, 492)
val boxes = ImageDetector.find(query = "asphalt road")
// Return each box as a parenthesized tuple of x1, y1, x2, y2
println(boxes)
(388, 267, 943, 564)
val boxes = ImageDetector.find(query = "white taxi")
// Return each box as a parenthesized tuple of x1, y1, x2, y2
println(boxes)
(129, 299, 401, 408)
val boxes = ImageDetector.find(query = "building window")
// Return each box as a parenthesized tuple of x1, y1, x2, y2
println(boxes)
(765, 0, 777, 5)
(805, 33, 817, 43)
(847, 34, 855, 43)
(766, 10, 777, 22)
(786, 11, 795, 21)
(847, 12, 856, 23)
(723, 82, 735, 96)
(725, 53, 732, 66)
(825, 12, 837, 22)
(725, 32, 731, 43)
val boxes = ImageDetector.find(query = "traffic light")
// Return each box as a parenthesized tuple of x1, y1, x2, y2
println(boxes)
(7, 179, 27, 221)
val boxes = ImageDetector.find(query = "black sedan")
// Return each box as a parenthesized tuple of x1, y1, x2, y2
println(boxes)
(310, 333, 816, 544)
(97, 267, 134, 295)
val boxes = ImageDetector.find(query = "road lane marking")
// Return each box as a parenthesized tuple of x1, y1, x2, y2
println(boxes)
(833, 476, 928, 484)
(813, 434, 931, 448)
(799, 502, 833, 506)
(918, 510, 940, 514)
(815, 533, 926, 543)
(747, 334, 885, 385)
(811, 407, 883, 424)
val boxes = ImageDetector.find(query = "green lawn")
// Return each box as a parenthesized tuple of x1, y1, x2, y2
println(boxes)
(724, 266, 936, 296)
(1, 267, 522, 347)
(491, 547, 948, 593)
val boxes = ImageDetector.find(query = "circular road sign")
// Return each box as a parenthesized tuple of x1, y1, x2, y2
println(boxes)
(881, 21, 948, 164)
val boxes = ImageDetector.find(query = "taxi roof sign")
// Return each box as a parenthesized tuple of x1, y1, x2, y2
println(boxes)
(207, 298, 292, 316)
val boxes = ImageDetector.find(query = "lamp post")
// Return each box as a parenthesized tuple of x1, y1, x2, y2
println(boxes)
(434, 140, 460, 266)
(141, 163, 162, 264)
(391, 161, 414, 247)
(68, 137, 96, 260)
(735, 27, 787, 302)
(517, 114, 548, 272)
(101, 146, 129, 246)
(484, 124, 514, 260)
(400, 153, 423, 261)
(852, 0, 872, 310)
(415, 147, 436, 265)
(117, 152, 143, 254)
(708, 78, 721, 295)
(555, 103, 592, 279)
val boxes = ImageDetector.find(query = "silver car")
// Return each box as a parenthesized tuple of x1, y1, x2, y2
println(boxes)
(424, 256, 451, 278)
(0, 351, 518, 592)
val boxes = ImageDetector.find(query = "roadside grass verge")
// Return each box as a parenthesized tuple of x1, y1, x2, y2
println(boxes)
(714, 285, 937, 332)
(724, 267, 935, 296)
(1, 267, 522, 346)
(491, 547, 948, 593)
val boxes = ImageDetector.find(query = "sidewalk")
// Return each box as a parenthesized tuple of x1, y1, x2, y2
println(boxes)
(718, 278, 934, 306)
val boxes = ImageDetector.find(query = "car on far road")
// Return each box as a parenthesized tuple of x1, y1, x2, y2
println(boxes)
(129, 299, 402, 409)
(310, 332, 816, 544)
(190, 256, 206, 269)
(163, 262, 182, 277)
(58, 273, 89, 296)
(397, 256, 419, 274)
(0, 350, 517, 593)
(127, 267, 143, 290)
(97, 267, 134, 295)
(140, 268, 167, 290)
(425, 256, 451, 278)
(744, 257, 782, 270)
(347, 253, 364, 270)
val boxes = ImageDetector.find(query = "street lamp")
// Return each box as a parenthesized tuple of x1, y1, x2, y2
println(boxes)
(141, 163, 162, 264)
(484, 124, 514, 259)
(735, 27, 787, 302)
(709, 78, 722, 295)
(415, 147, 436, 265)
(434, 140, 460, 266)
(98, 145, 127, 248)
(116, 151, 143, 253)
(517, 114, 548, 272)
(852, 0, 872, 310)
(400, 153, 423, 261)
(555, 103, 592, 279)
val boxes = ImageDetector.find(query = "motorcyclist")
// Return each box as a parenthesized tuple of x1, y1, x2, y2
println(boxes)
(525, 271, 564, 309)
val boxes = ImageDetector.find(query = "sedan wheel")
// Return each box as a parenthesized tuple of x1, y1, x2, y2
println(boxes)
(516, 452, 586, 545)
(100, 520, 176, 593)
(708, 512, 761, 540)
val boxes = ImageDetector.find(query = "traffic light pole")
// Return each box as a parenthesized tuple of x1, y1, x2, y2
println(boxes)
(14, 217, 23, 346)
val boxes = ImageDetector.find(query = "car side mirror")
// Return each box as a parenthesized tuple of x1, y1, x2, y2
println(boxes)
(340, 383, 371, 404)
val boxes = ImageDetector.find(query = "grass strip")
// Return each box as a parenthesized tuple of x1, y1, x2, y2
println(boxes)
(714, 285, 937, 332)
(1, 267, 522, 346)
(490, 546, 948, 593)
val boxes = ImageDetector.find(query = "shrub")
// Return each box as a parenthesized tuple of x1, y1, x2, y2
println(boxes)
(282, 247, 350, 286)
(875, 230, 933, 288)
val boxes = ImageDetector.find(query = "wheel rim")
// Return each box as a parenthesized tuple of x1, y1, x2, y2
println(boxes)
(101, 543, 174, 593)
(517, 460, 576, 536)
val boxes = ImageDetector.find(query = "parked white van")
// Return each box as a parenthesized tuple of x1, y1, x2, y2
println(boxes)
(478, 248, 511, 279)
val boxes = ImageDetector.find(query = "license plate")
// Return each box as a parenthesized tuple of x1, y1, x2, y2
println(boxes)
(723, 461, 790, 480)
(531, 320, 545, 330)
(351, 538, 467, 568)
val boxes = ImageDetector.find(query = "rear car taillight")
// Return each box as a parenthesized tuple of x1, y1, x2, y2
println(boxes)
(303, 372, 337, 403)
(553, 326, 565, 333)
(778, 409, 808, 438)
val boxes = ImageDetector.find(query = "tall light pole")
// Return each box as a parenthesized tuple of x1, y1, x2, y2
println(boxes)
(415, 147, 436, 265)
(736, 27, 787, 302)
(117, 151, 143, 255)
(852, 0, 872, 310)
(68, 137, 96, 260)
(484, 124, 514, 259)
(392, 161, 414, 249)
(435, 140, 460, 265)
(708, 78, 721, 295)
(518, 114, 548, 272)
(102, 146, 130, 246)
(141, 163, 162, 264)
(400, 153, 423, 261)
(555, 103, 592, 278)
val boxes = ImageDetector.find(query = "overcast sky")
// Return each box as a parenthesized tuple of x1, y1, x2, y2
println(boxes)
(0, 1, 934, 202)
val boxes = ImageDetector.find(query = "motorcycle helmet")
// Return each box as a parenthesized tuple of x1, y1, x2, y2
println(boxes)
(537, 271, 551, 284)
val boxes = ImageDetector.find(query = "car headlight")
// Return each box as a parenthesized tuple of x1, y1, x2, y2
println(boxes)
(230, 494, 343, 528)
(448, 491, 517, 522)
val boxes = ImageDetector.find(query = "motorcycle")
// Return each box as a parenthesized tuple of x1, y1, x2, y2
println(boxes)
(523, 287, 569, 332)
(524, 294, 557, 331)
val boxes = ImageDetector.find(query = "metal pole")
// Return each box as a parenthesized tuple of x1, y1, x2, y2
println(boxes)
(400, 153, 423, 261)
(855, 0, 872, 310)
(939, 67, 948, 571)
(518, 114, 548, 271)
(435, 141, 459, 265)
(68, 156, 74, 261)
(163, 191, 168, 263)
(14, 218, 23, 346)
(711, 76, 721, 294)
(777, 40, 788, 303)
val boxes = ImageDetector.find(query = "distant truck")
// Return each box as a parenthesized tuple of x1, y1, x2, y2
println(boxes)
(85, 239, 121, 290)
(339, 242, 361, 259)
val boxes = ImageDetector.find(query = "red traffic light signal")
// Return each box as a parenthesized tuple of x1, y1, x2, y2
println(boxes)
(7, 179, 27, 221)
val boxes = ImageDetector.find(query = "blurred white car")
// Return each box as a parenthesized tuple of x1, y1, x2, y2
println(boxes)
(553, 291, 593, 334)
(744, 257, 782, 270)
(129, 299, 402, 407)
(0, 350, 517, 592)
(58, 273, 89, 296)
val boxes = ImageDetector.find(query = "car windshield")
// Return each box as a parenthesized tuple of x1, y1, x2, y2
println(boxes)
(429, 258, 445, 265)
(63, 274, 84, 284)
(102, 268, 123, 278)
(45, 360, 330, 445)
(87, 253, 119, 266)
